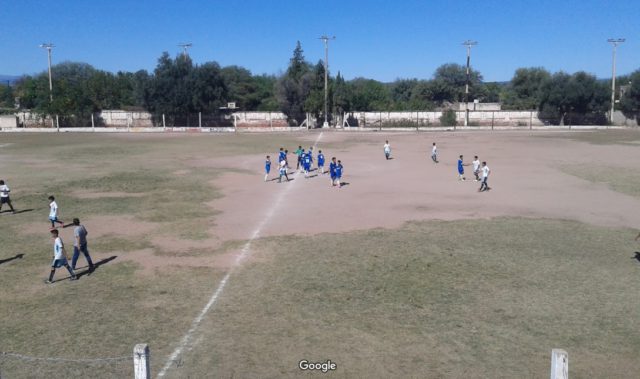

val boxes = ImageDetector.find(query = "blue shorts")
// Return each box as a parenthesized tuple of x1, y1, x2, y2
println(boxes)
(49, 216, 58, 222)
(51, 257, 68, 268)
(458, 169, 464, 174)
(265, 167, 270, 174)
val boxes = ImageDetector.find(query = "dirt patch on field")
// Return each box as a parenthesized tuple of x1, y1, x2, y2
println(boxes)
(116, 248, 235, 275)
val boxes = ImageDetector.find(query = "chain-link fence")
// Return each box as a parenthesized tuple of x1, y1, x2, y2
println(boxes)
(0, 351, 133, 379)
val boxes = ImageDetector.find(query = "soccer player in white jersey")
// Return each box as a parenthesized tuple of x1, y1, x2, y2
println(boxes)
(384, 140, 391, 160)
(0, 179, 16, 214)
(46, 229, 77, 283)
(472, 156, 481, 181)
(431, 143, 438, 163)
(479, 162, 491, 192)
(48, 195, 65, 228)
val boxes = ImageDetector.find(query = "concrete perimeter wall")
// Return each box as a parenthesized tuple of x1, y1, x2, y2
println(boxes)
(6, 109, 638, 129)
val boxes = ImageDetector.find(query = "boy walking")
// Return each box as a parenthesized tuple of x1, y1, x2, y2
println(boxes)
(479, 162, 491, 192)
(46, 229, 77, 283)
(431, 143, 438, 163)
(48, 196, 64, 228)
(0, 180, 16, 214)
(472, 156, 481, 181)
(329, 157, 337, 186)
(457, 155, 466, 181)
(71, 218, 94, 272)
(335, 160, 344, 188)
(278, 159, 290, 183)
(384, 140, 391, 160)
(303, 150, 312, 178)
(264, 155, 271, 182)
(295, 146, 304, 170)
(317, 150, 325, 174)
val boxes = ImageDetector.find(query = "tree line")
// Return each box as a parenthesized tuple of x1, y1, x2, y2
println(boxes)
(1, 41, 639, 126)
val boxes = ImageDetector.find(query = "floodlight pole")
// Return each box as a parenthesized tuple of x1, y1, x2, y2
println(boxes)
(462, 40, 477, 127)
(607, 38, 625, 124)
(320, 35, 335, 128)
(40, 43, 58, 129)
(178, 43, 193, 58)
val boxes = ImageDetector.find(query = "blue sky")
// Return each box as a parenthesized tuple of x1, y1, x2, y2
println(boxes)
(1, 0, 638, 82)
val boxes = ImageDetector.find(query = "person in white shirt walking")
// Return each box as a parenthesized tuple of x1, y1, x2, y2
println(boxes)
(384, 140, 391, 160)
(478, 162, 491, 192)
(0, 180, 16, 214)
(48, 195, 65, 229)
(431, 143, 438, 163)
(45, 229, 77, 283)
(472, 156, 481, 181)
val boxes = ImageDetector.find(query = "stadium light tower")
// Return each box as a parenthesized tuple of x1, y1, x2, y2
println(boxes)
(178, 42, 193, 58)
(607, 38, 625, 124)
(319, 35, 335, 128)
(39, 43, 58, 128)
(462, 40, 477, 127)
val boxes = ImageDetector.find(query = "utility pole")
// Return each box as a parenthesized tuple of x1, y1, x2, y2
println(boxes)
(462, 40, 477, 127)
(39, 43, 58, 129)
(178, 43, 193, 58)
(607, 38, 625, 124)
(319, 35, 335, 128)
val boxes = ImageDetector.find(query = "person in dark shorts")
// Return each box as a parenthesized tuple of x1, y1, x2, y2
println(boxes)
(0, 180, 16, 214)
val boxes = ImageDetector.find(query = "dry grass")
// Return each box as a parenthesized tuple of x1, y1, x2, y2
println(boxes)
(169, 218, 640, 379)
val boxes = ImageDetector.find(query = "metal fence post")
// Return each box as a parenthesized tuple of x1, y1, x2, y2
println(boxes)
(162, 114, 166, 131)
(550, 349, 568, 379)
(199, 112, 202, 128)
(91, 113, 95, 131)
(134, 344, 151, 379)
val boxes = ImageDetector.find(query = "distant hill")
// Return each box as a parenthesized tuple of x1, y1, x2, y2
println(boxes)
(0, 75, 22, 85)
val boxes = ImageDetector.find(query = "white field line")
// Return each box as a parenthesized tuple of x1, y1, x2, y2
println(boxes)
(157, 132, 323, 378)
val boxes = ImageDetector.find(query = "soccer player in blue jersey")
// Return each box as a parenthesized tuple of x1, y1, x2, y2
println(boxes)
(329, 157, 337, 186)
(335, 160, 344, 188)
(457, 155, 466, 181)
(303, 151, 312, 178)
(307, 147, 314, 170)
(278, 148, 286, 164)
(317, 150, 325, 174)
(264, 155, 271, 182)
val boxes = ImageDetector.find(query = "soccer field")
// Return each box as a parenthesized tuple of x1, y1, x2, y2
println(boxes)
(1, 130, 640, 378)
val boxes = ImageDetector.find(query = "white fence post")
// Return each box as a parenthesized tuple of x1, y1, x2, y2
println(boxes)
(134, 344, 150, 379)
(550, 349, 568, 379)
(91, 113, 95, 131)
(199, 112, 202, 128)
(162, 114, 166, 130)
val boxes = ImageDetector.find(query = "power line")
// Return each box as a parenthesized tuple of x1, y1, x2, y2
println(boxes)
(178, 42, 193, 58)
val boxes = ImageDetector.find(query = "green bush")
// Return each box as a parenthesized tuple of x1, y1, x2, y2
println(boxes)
(440, 109, 457, 126)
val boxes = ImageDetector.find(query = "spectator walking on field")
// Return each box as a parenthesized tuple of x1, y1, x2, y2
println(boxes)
(0, 180, 16, 214)
(472, 156, 481, 181)
(431, 143, 438, 163)
(46, 229, 77, 283)
(384, 140, 391, 160)
(71, 218, 94, 272)
(479, 162, 491, 192)
(48, 195, 64, 229)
